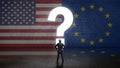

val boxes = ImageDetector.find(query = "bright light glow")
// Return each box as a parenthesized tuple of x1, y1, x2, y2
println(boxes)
(48, 7, 73, 45)
(48, 7, 73, 36)
(56, 38, 65, 44)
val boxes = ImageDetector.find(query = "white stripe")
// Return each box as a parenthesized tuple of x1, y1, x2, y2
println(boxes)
(36, 4, 61, 7)
(0, 33, 56, 36)
(0, 26, 58, 29)
(0, 51, 57, 55)
(36, 18, 61, 22)
(36, 11, 50, 15)
(0, 40, 55, 44)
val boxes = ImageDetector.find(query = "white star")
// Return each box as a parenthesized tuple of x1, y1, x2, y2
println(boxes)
(20, 6, 22, 9)
(26, 7, 28, 9)
(8, 12, 10, 14)
(32, 1, 34, 4)
(26, 11, 28, 14)
(2, 22, 4, 24)
(17, 14, 19, 17)
(5, 9, 7, 11)
(11, 14, 13, 17)
(29, 4, 31, 6)
(23, 9, 25, 11)
(5, 4, 7, 6)
(2, 1, 4, 4)
(26, 1, 28, 4)
(2, 12, 5, 14)
(11, 4, 13, 6)
(8, 1, 10, 4)
(14, 7, 16, 9)
(32, 7, 34, 9)
(29, 19, 31, 22)
(23, 4, 25, 6)
(29, 14, 31, 17)
(23, 19, 25, 22)
(20, 1, 22, 4)
(14, 17, 16, 19)
(20, 22, 22, 24)
(32, 17, 34, 19)
(17, 9, 19, 11)
(11, 19, 13, 22)
(26, 17, 28, 19)
(32, 22, 34, 24)
(17, 4, 19, 6)
(14, 2, 16, 4)
(14, 22, 16, 24)
(14, 12, 17, 14)
(5, 19, 7, 22)
(2, 17, 4, 19)
(8, 7, 10, 9)
(29, 9, 31, 11)
(2, 6, 4, 9)
(5, 14, 7, 17)
(8, 22, 10, 24)
(8, 17, 10, 19)
(26, 22, 28, 24)
(20, 17, 22, 19)
(17, 19, 19, 21)
(23, 14, 25, 17)
(20, 12, 22, 14)
(11, 9, 13, 11)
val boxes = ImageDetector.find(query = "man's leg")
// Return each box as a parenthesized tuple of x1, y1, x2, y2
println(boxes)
(57, 51, 60, 63)
(61, 51, 64, 63)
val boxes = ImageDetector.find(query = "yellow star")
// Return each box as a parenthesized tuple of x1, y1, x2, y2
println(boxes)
(99, 38, 104, 43)
(100, 51, 106, 54)
(98, 6, 103, 12)
(80, 51, 85, 54)
(74, 32, 79, 36)
(81, 38, 85, 43)
(90, 4, 95, 9)
(110, 54, 116, 57)
(72, 22, 76, 27)
(72, 54, 77, 57)
(105, 31, 110, 36)
(105, 13, 110, 18)
(90, 40, 94, 46)
(81, 6, 86, 12)
(74, 13, 79, 18)
(90, 50, 95, 53)
(108, 22, 112, 28)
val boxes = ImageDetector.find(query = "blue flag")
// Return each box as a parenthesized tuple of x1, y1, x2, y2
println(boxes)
(64, 0, 120, 47)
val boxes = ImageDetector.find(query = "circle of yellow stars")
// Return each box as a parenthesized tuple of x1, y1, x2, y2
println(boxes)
(70, 50, 117, 58)
(72, 4, 113, 46)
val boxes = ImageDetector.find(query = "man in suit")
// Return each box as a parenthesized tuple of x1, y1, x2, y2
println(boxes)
(55, 40, 65, 64)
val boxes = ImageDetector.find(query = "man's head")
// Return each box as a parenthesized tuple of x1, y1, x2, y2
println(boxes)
(59, 40, 61, 43)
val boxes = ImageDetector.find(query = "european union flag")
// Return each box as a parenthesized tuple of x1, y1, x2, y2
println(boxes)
(64, 0, 120, 47)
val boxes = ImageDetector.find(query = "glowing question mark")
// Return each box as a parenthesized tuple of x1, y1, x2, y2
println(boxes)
(48, 7, 73, 44)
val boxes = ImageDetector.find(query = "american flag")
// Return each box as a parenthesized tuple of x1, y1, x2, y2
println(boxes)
(0, 0, 62, 55)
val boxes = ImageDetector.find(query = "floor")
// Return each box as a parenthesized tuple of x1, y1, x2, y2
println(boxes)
(0, 48, 120, 68)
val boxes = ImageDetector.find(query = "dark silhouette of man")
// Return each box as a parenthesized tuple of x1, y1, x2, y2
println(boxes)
(55, 40, 64, 65)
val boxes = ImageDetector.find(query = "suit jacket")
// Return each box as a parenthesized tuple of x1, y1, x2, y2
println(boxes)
(55, 43, 64, 52)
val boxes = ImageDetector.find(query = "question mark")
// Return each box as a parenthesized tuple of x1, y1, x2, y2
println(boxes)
(48, 7, 73, 44)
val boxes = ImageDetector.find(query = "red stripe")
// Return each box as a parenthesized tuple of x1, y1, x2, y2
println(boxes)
(0, 29, 56, 33)
(0, 37, 56, 40)
(36, 15, 62, 18)
(36, 7, 53, 11)
(0, 44, 55, 48)
(36, 0, 61, 3)
(0, 55, 56, 58)
(36, 22, 61, 25)
(0, 47, 56, 51)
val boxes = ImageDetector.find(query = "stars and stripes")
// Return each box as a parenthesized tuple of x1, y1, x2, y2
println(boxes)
(0, 0, 62, 55)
